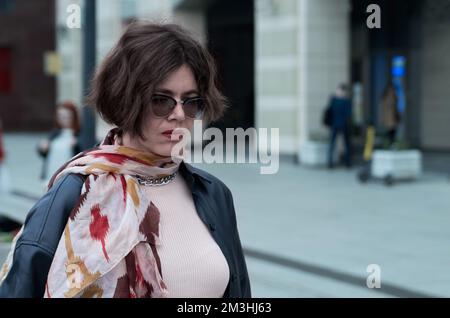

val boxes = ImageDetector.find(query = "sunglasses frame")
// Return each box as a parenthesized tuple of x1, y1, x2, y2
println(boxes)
(150, 93, 205, 119)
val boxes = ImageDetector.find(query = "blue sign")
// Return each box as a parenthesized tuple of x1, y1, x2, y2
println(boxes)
(391, 56, 406, 114)
(391, 56, 406, 77)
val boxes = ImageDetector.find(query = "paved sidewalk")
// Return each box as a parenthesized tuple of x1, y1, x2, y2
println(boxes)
(194, 161, 450, 297)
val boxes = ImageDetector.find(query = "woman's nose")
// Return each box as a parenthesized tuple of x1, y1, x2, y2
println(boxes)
(168, 102, 186, 121)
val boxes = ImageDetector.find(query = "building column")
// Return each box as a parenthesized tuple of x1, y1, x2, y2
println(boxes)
(256, 0, 350, 159)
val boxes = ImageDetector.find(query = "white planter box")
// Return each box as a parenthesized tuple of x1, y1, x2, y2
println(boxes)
(299, 141, 337, 166)
(371, 150, 422, 180)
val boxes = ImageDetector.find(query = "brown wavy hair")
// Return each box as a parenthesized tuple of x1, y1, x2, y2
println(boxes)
(86, 22, 228, 138)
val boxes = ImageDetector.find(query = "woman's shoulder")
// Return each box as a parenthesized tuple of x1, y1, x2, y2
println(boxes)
(181, 163, 237, 215)
(182, 162, 232, 196)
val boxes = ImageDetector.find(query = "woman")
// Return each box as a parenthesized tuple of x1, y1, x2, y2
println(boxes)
(0, 22, 251, 298)
(37, 101, 81, 187)
(380, 83, 400, 147)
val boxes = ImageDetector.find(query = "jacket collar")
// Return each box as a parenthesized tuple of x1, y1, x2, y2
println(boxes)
(179, 161, 212, 191)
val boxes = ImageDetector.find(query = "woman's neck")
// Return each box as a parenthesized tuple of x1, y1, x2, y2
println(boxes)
(120, 132, 134, 147)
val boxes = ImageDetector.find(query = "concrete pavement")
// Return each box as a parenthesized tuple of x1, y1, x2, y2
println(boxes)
(194, 161, 450, 297)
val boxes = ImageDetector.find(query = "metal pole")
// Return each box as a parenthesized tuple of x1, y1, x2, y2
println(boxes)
(79, 0, 97, 150)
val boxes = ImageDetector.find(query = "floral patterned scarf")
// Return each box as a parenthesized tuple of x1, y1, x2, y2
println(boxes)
(20, 128, 181, 298)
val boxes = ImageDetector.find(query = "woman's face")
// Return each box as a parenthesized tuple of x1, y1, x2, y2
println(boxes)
(128, 64, 199, 157)
(57, 107, 73, 129)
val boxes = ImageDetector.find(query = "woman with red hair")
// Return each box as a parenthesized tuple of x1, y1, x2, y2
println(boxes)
(37, 101, 81, 185)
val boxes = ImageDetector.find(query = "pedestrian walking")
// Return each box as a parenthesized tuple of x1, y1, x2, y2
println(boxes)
(380, 83, 400, 147)
(326, 83, 353, 168)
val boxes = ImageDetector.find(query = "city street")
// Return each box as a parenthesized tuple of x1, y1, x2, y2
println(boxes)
(1, 133, 450, 297)
(2, 0, 450, 301)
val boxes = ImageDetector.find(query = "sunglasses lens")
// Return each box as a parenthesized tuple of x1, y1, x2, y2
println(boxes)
(184, 98, 204, 119)
(151, 95, 174, 117)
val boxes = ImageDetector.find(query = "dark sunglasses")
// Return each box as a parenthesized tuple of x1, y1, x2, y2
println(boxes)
(150, 94, 205, 119)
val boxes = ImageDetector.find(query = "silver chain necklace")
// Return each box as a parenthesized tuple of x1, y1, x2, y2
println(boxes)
(135, 171, 178, 186)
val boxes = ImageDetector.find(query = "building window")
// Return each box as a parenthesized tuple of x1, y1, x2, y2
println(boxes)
(0, 0, 14, 13)
(0, 48, 12, 94)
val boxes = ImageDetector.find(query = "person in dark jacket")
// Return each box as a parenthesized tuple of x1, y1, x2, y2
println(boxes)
(0, 22, 250, 298)
(327, 83, 353, 168)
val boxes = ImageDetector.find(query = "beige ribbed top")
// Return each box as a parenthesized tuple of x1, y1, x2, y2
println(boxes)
(142, 172, 230, 298)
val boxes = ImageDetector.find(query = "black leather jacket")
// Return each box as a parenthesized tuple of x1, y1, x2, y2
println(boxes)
(0, 162, 251, 298)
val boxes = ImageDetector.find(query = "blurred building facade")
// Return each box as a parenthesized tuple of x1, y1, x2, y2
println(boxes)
(2, 0, 450, 153)
(172, 0, 450, 152)
(171, 0, 351, 155)
(351, 0, 450, 150)
(0, 0, 56, 131)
